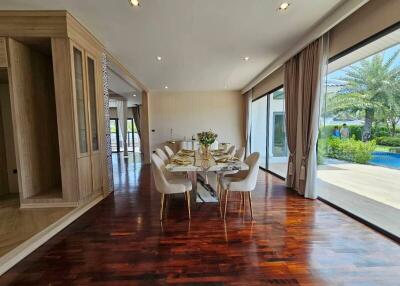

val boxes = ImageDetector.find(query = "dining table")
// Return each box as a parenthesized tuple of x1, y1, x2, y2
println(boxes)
(165, 148, 249, 204)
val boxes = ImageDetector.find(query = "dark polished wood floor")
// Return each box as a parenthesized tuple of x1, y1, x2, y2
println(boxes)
(1, 153, 399, 285)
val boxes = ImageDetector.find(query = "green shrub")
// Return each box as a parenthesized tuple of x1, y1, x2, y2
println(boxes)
(375, 136, 400, 146)
(326, 137, 376, 164)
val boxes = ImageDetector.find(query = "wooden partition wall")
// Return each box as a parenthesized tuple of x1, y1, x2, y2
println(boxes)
(0, 11, 109, 208)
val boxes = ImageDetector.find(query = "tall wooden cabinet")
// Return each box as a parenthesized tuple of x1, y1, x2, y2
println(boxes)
(0, 11, 109, 208)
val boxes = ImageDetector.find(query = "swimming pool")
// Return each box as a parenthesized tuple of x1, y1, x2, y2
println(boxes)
(369, 152, 400, 169)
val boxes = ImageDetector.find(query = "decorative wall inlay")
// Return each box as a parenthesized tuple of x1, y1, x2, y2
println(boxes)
(102, 53, 114, 192)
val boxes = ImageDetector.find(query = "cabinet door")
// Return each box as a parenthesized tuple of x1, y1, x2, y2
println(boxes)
(71, 42, 92, 199)
(86, 54, 102, 192)
(71, 45, 89, 156)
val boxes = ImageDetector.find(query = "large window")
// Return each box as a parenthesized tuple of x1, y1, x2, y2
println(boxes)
(317, 28, 400, 237)
(250, 87, 288, 177)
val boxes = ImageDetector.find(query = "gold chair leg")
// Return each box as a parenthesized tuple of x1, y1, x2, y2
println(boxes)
(186, 191, 191, 220)
(248, 192, 253, 220)
(160, 193, 165, 221)
(224, 189, 229, 220)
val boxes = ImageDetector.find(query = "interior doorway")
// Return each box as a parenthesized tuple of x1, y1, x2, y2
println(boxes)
(110, 118, 141, 154)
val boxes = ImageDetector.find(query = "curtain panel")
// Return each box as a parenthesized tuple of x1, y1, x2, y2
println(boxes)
(284, 34, 329, 198)
(116, 100, 128, 157)
(132, 105, 142, 154)
(244, 89, 253, 156)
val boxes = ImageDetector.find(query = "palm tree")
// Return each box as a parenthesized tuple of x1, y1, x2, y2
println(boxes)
(327, 49, 400, 140)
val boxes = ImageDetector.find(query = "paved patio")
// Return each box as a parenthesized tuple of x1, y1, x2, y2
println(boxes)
(318, 159, 400, 209)
(317, 159, 400, 237)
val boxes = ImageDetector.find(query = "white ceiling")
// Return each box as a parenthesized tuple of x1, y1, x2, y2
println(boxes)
(0, 0, 349, 91)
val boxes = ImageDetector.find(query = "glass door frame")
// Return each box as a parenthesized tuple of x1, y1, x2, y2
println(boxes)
(250, 85, 286, 180)
(110, 118, 120, 153)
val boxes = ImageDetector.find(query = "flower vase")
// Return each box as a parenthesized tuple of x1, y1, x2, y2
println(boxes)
(201, 145, 211, 160)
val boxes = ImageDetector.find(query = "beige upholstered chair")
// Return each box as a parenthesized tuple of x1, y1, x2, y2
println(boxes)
(151, 153, 192, 220)
(235, 147, 245, 161)
(219, 152, 260, 220)
(226, 145, 236, 157)
(164, 145, 174, 159)
(155, 148, 169, 164)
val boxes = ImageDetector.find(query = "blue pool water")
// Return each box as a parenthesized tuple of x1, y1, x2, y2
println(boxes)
(369, 152, 400, 169)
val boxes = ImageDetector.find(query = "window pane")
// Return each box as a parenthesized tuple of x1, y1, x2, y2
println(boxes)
(251, 96, 267, 168)
(87, 57, 99, 151)
(268, 88, 288, 177)
(73, 48, 88, 153)
(317, 34, 400, 236)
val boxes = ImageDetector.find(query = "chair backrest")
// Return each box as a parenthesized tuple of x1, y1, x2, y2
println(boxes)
(151, 153, 170, 194)
(155, 148, 169, 163)
(235, 147, 245, 161)
(227, 145, 236, 156)
(164, 145, 174, 159)
(151, 153, 185, 194)
(210, 140, 219, 150)
(244, 152, 260, 191)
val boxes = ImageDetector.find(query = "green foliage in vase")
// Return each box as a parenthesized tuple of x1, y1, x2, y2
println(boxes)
(197, 131, 218, 147)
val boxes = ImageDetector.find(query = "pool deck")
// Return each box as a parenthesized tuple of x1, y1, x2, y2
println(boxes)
(318, 159, 400, 209)
(317, 159, 400, 236)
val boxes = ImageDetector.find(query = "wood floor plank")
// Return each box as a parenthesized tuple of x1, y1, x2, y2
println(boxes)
(0, 153, 399, 285)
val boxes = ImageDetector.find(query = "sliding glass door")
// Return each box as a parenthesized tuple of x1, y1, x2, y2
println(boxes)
(251, 87, 289, 178)
(251, 96, 267, 168)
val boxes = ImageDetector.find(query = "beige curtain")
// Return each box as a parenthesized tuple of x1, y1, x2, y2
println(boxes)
(284, 34, 328, 198)
(116, 100, 128, 157)
(284, 57, 299, 189)
(244, 89, 252, 157)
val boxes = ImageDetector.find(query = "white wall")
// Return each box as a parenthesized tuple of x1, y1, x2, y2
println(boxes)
(149, 91, 244, 152)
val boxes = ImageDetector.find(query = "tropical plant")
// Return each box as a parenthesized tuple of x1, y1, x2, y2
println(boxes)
(327, 48, 400, 141)
(326, 136, 376, 164)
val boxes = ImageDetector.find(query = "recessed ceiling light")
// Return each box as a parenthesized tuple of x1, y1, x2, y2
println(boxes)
(243, 56, 250, 61)
(164, 86, 168, 89)
(133, 94, 137, 97)
(278, 2, 290, 11)
(156, 56, 162, 61)
(128, 0, 140, 7)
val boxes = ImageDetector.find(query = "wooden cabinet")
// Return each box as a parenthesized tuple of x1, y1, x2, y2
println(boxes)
(0, 12, 108, 208)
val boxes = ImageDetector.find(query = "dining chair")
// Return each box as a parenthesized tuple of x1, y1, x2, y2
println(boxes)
(235, 147, 245, 161)
(151, 153, 192, 220)
(219, 152, 260, 220)
(210, 140, 219, 150)
(155, 148, 169, 164)
(226, 145, 236, 157)
(164, 145, 175, 159)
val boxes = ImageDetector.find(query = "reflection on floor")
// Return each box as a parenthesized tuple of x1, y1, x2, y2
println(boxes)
(1, 153, 400, 285)
(318, 158, 400, 237)
(0, 194, 73, 257)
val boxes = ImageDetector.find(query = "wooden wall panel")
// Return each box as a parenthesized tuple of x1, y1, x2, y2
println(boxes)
(8, 38, 61, 199)
(0, 87, 8, 195)
(141, 91, 151, 164)
(0, 82, 18, 194)
(51, 38, 79, 202)
(0, 38, 7, 67)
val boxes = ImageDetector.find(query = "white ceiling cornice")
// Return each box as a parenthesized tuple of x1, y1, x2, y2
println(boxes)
(241, 0, 370, 94)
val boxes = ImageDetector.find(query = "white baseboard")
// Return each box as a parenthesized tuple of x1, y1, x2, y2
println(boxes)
(0, 194, 104, 276)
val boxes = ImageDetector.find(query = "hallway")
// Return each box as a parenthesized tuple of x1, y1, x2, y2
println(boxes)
(1, 154, 399, 285)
